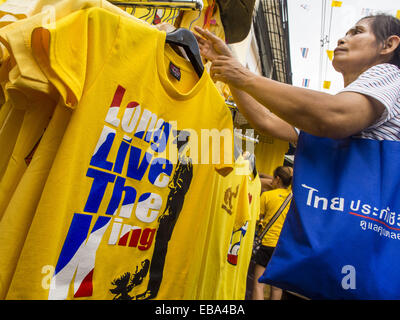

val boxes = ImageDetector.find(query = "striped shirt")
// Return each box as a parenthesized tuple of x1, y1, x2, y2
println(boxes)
(339, 63, 400, 141)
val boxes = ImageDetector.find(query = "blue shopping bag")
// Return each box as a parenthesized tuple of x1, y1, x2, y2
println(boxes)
(259, 131, 400, 299)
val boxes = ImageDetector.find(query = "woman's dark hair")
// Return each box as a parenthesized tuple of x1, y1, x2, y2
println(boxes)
(360, 14, 400, 67)
(273, 166, 292, 188)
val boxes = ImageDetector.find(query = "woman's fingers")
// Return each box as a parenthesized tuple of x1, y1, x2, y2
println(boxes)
(193, 32, 205, 44)
(210, 56, 250, 88)
(194, 26, 224, 45)
(210, 65, 224, 82)
(194, 26, 215, 41)
(212, 56, 231, 65)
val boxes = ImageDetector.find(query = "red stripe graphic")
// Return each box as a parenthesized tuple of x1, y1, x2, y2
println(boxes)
(126, 101, 139, 109)
(74, 269, 94, 298)
(348, 211, 400, 231)
(109, 85, 126, 108)
(118, 232, 130, 246)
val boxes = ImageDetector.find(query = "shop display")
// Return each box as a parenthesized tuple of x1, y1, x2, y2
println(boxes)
(0, 0, 261, 300)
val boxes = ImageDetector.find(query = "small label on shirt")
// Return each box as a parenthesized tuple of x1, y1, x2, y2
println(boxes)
(169, 62, 181, 81)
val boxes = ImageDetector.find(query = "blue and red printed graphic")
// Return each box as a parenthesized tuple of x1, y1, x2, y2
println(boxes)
(48, 85, 191, 300)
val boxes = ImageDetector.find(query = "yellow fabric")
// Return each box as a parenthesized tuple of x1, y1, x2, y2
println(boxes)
(221, 170, 260, 299)
(177, 0, 228, 98)
(0, 101, 71, 299)
(0, 0, 56, 19)
(0, 0, 133, 96)
(0, 0, 137, 219)
(4, 8, 233, 300)
(0, 2, 151, 298)
(254, 136, 289, 176)
(259, 188, 291, 247)
(191, 157, 261, 299)
(191, 158, 245, 299)
(0, 91, 55, 220)
(0, 101, 24, 182)
(178, 0, 225, 41)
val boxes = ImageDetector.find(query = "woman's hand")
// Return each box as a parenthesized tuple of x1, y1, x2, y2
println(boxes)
(210, 56, 255, 88)
(193, 26, 232, 61)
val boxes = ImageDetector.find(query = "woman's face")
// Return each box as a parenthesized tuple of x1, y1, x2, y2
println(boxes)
(332, 18, 383, 75)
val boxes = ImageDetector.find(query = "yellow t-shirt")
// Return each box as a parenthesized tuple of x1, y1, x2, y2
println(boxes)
(178, 0, 225, 41)
(0, 100, 24, 181)
(217, 162, 261, 299)
(177, 0, 229, 99)
(5, 8, 233, 300)
(0, 101, 71, 299)
(190, 158, 246, 299)
(259, 188, 292, 247)
(0, 0, 151, 299)
(190, 157, 261, 299)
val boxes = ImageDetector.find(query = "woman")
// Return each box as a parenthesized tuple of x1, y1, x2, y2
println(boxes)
(253, 166, 293, 300)
(194, 14, 400, 142)
(195, 13, 400, 299)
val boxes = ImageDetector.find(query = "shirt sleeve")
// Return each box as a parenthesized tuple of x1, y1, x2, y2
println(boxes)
(31, 7, 121, 108)
(339, 63, 400, 129)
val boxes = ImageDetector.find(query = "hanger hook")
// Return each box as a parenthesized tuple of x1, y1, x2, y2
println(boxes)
(166, 8, 177, 24)
(139, 7, 152, 19)
(162, 7, 173, 23)
(145, 8, 156, 22)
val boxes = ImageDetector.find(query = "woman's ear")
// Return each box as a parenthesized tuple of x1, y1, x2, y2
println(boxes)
(382, 35, 400, 55)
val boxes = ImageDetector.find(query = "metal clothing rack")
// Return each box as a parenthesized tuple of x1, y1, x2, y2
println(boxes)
(110, 0, 203, 25)
(234, 131, 259, 145)
(110, 1, 203, 10)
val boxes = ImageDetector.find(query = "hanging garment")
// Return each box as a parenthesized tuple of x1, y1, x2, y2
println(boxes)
(0, 1, 147, 299)
(181, 156, 260, 299)
(178, 0, 225, 41)
(177, 1, 230, 99)
(189, 156, 245, 299)
(0, 101, 71, 299)
(254, 136, 289, 176)
(3, 7, 233, 300)
(260, 131, 400, 299)
(217, 165, 261, 299)
(0, 0, 136, 219)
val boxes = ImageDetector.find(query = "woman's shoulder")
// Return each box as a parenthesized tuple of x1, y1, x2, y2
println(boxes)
(344, 63, 400, 94)
(361, 63, 400, 79)
(349, 63, 400, 141)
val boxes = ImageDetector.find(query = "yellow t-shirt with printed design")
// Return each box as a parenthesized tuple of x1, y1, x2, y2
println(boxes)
(221, 171, 260, 299)
(189, 157, 261, 299)
(4, 8, 233, 300)
(186, 158, 245, 299)
(259, 188, 292, 247)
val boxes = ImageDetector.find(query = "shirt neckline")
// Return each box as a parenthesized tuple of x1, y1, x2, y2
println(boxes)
(156, 30, 208, 101)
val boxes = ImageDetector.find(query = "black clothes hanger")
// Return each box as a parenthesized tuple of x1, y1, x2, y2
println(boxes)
(165, 28, 204, 78)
